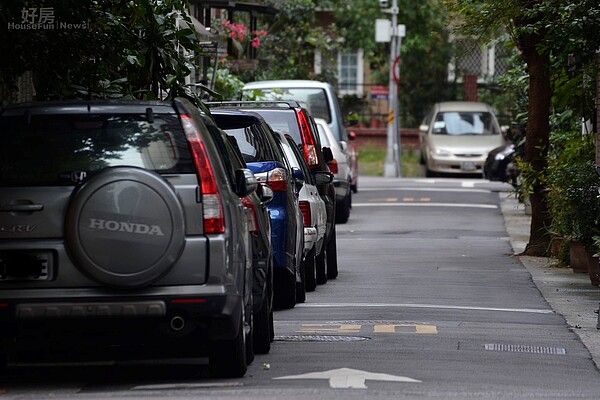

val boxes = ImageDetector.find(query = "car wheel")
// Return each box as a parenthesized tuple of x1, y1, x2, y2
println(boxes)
(274, 268, 296, 309)
(64, 167, 186, 289)
(335, 193, 351, 224)
(302, 246, 317, 292)
(254, 263, 272, 354)
(425, 168, 437, 178)
(245, 293, 255, 365)
(296, 257, 306, 304)
(269, 308, 275, 342)
(316, 246, 328, 285)
(209, 306, 247, 378)
(326, 225, 339, 280)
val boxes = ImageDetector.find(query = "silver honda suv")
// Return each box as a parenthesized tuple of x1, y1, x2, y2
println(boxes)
(0, 98, 257, 378)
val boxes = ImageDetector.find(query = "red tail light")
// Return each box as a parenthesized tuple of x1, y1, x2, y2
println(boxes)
(299, 201, 311, 227)
(241, 196, 259, 232)
(295, 110, 319, 168)
(255, 167, 288, 192)
(181, 114, 225, 234)
(328, 158, 338, 174)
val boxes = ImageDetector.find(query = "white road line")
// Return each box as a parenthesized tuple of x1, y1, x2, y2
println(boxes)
(352, 202, 498, 209)
(358, 187, 491, 193)
(295, 303, 554, 314)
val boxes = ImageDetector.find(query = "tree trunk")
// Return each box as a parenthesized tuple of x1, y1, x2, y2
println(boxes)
(519, 30, 553, 256)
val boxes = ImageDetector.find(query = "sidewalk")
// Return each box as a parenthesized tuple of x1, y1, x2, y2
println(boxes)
(500, 191, 600, 369)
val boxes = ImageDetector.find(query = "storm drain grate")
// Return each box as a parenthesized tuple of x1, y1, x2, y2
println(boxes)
(275, 335, 370, 342)
(484, 344, 566, 355)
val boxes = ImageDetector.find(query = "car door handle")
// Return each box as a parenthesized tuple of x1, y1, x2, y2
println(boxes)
(0, 204, 44, 212)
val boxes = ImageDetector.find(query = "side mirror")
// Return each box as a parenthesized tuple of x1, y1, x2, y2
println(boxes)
(314, 171, 333, 185)
(292, 167, 304, 194)
(257, 182, 274, 204)
(419, 124, 429, 132)
(339, 140, 348, 152)
(234, 168, 257, 197)
(322, 146, 334, 163)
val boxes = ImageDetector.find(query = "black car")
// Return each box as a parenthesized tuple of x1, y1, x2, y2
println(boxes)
(0, 98, 258, 377)
(209, 109, 305, 309)
(204, 122, 275, 354)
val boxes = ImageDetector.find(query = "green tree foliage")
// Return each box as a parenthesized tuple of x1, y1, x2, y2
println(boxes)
(0, 0, 202, 102)
(330, 0, 453, 126)
(445, 0, 600, 256)
(256, 0, 340, 81)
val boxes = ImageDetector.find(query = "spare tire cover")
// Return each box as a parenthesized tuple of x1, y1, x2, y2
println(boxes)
(65, 167, 186, 288)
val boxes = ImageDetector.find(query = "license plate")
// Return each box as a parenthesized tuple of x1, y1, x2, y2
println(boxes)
(0, 251, 52, 281)
(461, 162, 477, 171)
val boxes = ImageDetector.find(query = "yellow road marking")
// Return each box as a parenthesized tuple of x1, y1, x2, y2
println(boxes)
(296, 323, 438, 334)
(373, 324, 438, 334)
(297, 324, 362, 334)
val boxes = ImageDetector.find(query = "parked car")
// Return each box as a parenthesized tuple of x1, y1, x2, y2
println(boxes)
(419, 101, 506, 177)
(314, 117, 352, 223)
(203, 122, 275, 354)
(241, 79, 359, 193)
(209, 108, 305, 308)
(272, 130, 331, 292)
(207, 100, 339, 282)
(0, 98, 257, 378)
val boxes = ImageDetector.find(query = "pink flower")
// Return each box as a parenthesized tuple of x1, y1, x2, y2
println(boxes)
(251, 37, 261, 48)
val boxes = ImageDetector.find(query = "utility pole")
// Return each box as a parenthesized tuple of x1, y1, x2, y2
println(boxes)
(377, 0, 405, 178)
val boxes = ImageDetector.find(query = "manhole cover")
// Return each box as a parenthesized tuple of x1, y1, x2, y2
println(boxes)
(274, 335, 370, 342)
(484, 344, 566, 355)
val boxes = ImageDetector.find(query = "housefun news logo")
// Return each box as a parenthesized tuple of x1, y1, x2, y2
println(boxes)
(7, 7, 90, 30)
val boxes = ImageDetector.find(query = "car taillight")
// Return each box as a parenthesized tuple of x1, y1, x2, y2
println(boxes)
(299, 201, 311, 227)
(328, 158, 338, 174)
(295, 110, 319, 168)
(181, 114, 225, 234)
(254, 167, 288, 192)
(241, 196, 259, 233)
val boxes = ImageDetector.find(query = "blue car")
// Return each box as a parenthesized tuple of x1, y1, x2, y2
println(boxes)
(210, 109, 305, 309)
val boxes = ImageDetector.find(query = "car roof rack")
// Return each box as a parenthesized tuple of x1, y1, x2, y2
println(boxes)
(205, 100, 303, 109)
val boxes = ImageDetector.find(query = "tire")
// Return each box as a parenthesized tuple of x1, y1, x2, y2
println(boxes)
(335, 192, 351, 224)
(274, 269, 296, 309)
(326, 225, 339, 280)
(245, 295, 254, 366)
(253, 265, 272, 354)
(209, 308, 247, 378)
(316, 246, 328, 285)
(269, 308, 275, 342)
(64, 167, 186, 288)
(296, 258, 306, 304)
(302, 246, 317, 292)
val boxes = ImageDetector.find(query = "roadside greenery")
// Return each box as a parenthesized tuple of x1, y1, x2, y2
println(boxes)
(445, 0, 600, 256)
(0, 0, 202, 102)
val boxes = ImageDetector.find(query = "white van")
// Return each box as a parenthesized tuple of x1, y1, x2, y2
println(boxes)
(241, 79, 358, 195)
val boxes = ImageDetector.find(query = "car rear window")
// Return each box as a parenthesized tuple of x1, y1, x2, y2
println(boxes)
(249, 110, 302, 145)
(0, 113, 194, 187)
(242, 88, 331, 123)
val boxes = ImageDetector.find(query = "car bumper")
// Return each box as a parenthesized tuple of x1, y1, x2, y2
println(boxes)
(427, 156, 486, 174)
(0, 284, 243, 341)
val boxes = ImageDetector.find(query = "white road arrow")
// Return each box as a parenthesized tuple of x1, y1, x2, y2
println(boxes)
(274, 367, 421, 389)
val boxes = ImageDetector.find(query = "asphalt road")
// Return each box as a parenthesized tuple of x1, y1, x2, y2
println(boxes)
(2, 176, 600, 399)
